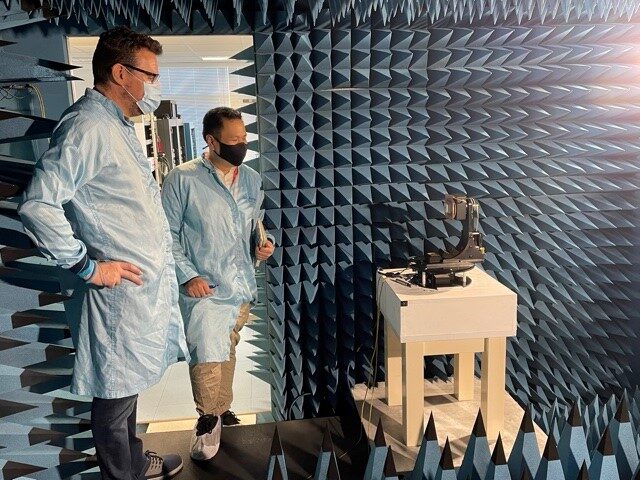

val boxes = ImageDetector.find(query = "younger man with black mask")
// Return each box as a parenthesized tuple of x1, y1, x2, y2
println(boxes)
(161, 107, 274, 461)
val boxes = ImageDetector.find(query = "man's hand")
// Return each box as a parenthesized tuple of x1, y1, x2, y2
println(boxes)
(184, 276, 213, 298)
(89, 261, 143, 288)
(256, 241, 275, 262)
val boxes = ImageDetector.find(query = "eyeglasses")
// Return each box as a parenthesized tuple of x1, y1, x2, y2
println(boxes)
(122, 63, 160, 83)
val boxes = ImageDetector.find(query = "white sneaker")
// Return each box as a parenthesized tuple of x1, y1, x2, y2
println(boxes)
(190, 414, 221, 461)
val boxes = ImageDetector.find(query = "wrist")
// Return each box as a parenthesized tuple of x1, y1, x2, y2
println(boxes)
(79, 259, 97, 282)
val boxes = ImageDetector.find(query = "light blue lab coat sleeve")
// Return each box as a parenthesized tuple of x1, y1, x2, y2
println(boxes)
(161, 172, 201, 285)
(18, 117, 100, 271)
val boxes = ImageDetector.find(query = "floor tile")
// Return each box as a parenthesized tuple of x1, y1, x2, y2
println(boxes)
(154, 403, 198, 422)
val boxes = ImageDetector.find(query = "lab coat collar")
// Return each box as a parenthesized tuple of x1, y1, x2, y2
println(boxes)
(200, 152, 238, 177)
(200, 153, 216, 174)
(85, 88, 133, 126)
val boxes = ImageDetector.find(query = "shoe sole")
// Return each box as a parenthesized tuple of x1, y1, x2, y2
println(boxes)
(166, 463, 183, 478)
(190, 448, 219, 462)
(145, 462, 183, 479)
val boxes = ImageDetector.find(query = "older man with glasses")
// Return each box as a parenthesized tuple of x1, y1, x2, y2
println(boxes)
(19, 27, 187, 480)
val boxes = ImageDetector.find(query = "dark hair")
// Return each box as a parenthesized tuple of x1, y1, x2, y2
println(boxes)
(202, 107, 243, 141)
(92, 27, 162, 85)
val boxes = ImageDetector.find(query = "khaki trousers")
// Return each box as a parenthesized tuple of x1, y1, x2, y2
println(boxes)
(189, 303, 251, 416)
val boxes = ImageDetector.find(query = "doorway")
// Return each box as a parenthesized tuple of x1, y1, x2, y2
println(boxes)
(66, 34, 271, 428)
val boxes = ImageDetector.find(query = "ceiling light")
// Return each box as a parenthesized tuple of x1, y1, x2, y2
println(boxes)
(201, 56, 229, 61)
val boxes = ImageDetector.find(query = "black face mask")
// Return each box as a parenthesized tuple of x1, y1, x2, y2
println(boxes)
(215, 138, 247, 167)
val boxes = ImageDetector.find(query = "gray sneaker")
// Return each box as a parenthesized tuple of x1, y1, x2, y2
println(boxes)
(144, 450, 183, 479)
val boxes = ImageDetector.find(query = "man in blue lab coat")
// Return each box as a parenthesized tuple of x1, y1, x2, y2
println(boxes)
(20, 28, 188, 479)
(162, 107, 274, 461)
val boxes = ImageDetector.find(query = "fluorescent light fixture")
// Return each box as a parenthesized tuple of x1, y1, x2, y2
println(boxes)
(201, 56, 229, 61)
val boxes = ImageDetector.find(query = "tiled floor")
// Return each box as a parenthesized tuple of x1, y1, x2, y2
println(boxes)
(145, 413, 259, 433)
(137, 317, 271, 423)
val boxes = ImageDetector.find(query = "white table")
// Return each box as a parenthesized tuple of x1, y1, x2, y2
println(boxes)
(377, 267, 517, 446)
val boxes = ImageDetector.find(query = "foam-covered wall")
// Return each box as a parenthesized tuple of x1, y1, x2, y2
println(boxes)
(3, 3, 640, 478)
(256, 21, 640, 420)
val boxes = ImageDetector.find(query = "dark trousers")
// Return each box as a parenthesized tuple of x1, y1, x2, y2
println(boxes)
(91, 395, 149, 480)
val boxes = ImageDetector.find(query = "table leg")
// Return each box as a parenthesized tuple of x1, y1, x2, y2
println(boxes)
(481, 337, 507, 439)
(385, 321, 402, 407)
(402, 341, 424, 447)
(454, 352, 475, 401)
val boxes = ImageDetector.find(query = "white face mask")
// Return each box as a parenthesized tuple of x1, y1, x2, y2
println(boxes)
(135, 81, 162, 114)
(122, 67, 162, 115)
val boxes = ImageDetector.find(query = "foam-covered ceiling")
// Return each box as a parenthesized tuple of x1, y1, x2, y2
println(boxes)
(17, 0, 640, 31)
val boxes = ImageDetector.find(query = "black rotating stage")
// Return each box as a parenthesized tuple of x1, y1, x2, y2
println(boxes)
(141, 415, 370, 479)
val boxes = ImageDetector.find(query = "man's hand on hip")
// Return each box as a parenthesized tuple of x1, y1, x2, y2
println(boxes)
(184, 277, 213, 298)
(256, 241, 275, 262)
(89, 261, 144, 288)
